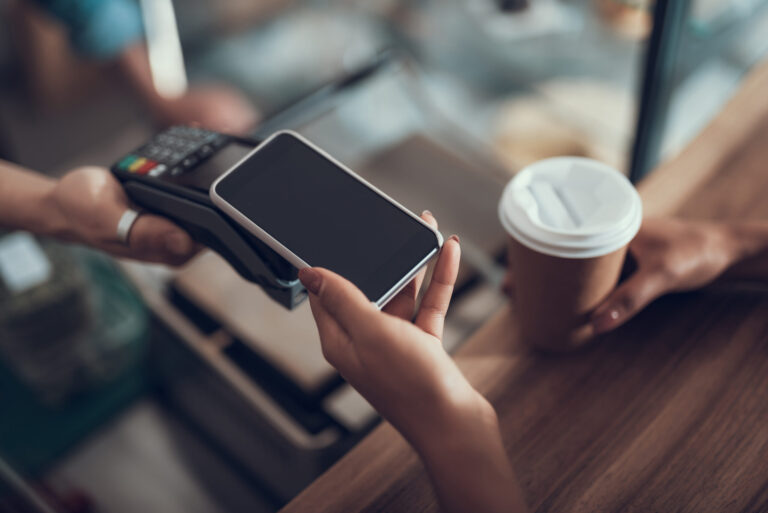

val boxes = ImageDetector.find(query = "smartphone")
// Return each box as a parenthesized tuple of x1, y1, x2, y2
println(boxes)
(210, 131, 443, 308)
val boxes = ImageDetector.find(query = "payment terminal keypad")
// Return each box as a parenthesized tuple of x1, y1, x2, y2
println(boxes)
(114, 126, 229, 179)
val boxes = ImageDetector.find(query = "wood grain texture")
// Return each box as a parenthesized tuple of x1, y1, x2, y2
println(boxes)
(280, 58, 768, 513)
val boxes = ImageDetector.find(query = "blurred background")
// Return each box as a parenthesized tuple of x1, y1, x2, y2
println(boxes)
(1, 1, 768, 512)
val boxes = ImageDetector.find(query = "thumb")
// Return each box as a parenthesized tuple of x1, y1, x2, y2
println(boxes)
(128, 214, 197, 265)
(591, 269, 669, 334)
(299, 267, 379, 340)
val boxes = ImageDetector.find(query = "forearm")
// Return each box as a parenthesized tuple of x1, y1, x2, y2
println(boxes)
(0, 160, 68, 238)
(413, 399, 527, 513)
(721, 221, 768, 282)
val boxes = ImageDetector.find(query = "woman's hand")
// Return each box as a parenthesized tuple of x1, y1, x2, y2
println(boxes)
(299, 221, 485, 450)
(299, 213, 527, 513)
(591, 218, 737, 334)
(49, 166, 199, 265)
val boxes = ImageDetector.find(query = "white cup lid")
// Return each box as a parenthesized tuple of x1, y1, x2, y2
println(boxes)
(498, 157, 642, 259)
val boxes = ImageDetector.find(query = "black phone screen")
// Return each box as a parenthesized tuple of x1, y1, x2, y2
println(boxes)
(214, 133, 440, 302)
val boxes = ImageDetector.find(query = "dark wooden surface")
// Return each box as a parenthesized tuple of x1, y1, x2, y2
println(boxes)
(280, 60, 768, 513)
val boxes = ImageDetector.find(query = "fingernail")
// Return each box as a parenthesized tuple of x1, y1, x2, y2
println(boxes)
(422, 210, 432, 217)
(167, 233, 192, 255)
(299, 267, 322, 295)
(448, 234, 460, 244)
(592, 308, 620, 334)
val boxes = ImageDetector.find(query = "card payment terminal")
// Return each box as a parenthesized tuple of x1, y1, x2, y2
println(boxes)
(111, 125, 306, 309)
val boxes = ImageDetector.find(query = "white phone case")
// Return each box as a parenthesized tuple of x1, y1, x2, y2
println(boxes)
(209, 130, 443, 308)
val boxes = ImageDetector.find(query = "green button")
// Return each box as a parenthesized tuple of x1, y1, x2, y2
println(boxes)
(118, 155, 138, 170)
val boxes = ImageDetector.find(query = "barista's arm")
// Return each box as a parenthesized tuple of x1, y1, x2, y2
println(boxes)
(0, 159, 62, 238)
(0, 160, 197, 265)
(592, 218, 768, 333)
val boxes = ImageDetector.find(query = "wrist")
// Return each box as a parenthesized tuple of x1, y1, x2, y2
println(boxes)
(722, 222, 768, 262)
(38, 180, 77, 241)
(1, 170, 69, 239)
(412, 392, 501, 463)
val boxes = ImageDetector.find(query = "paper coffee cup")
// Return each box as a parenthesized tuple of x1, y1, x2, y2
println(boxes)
(498, 157, 642, 351)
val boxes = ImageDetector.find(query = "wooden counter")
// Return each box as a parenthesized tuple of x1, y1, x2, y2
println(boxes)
(280, 60, 768, 513)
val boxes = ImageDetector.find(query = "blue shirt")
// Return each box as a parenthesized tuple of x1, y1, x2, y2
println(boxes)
(32, 0, 144, 58)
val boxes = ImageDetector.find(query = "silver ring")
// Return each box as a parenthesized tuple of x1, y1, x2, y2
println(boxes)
(116, 209, 141, 246)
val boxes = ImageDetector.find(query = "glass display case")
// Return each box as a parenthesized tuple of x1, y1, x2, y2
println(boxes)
(174, 0, 648, 176)
(169, 0, 768, 182)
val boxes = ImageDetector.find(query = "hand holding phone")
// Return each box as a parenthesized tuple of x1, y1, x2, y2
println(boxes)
(210, 131, 443, 308)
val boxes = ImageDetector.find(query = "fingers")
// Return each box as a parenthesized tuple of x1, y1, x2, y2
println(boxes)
(307, 293, 346, 343)
(591, 269, 669, 334)
(299, 267, 381, 341)
(414, 235, 461, 339)
(384, 211, 439, 320)
(127, 214, 199, 265)
(306, 292, 351, 369)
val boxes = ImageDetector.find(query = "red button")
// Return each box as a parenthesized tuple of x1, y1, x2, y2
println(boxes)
(136, 160, 157, 175)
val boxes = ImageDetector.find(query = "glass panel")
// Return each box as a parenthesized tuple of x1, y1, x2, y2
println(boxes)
(656, 0, 768, 166)
(170, 0, 654, 177)
(363, 0, 653, 176)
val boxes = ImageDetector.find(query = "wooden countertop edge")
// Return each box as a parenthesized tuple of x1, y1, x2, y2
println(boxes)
(280, 59, 768, 513)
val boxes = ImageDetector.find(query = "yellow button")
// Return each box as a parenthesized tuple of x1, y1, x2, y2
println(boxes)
(128, 158, 147, 172)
